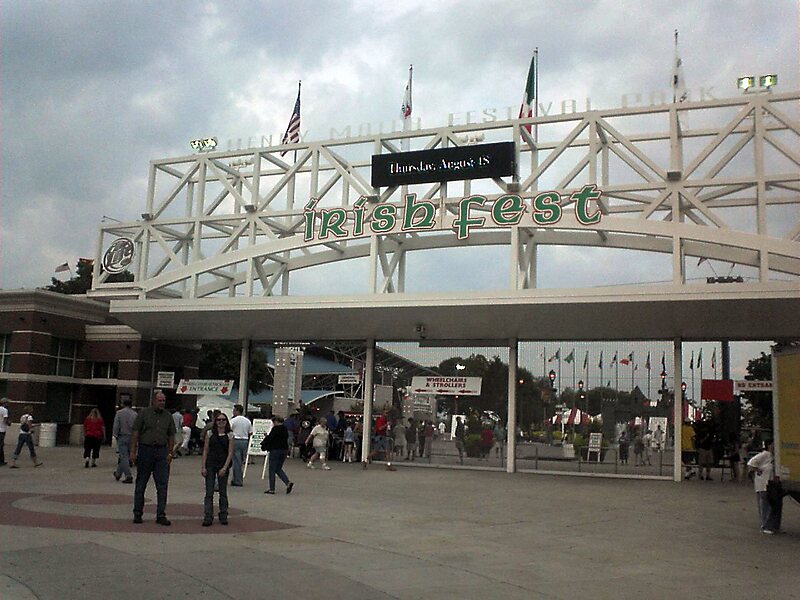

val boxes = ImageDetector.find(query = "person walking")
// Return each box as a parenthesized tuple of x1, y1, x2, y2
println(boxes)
(112, 398, 137, 483)
(171, 407, 184, 457)
(83, 408, 105, 468)
(229, 404, 252, 487)
(180, 409, 193, 455)
(618, 431, 629, 465)
(405, 418, 417, 461)
(201, 412, 234, 526)
(0, 397, 10, 466)
(9, 406, 43, 468)
(342, 421, 355, 463)
(747, 440, 782, 535)
(262, 415, 294, 494)
(130, 391, 176, 526)
(393, 420, 407, 460)
(454, 417, 465, 465)
(306, 418, 331, 470)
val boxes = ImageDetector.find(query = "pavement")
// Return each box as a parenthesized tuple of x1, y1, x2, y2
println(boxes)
(1, 446, 799, 600)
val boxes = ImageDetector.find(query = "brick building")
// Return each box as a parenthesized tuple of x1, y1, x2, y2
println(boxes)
(0, 289, 200, 441)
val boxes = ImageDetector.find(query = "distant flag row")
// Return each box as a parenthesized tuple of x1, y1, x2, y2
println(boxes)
(54, 258, 94, 274)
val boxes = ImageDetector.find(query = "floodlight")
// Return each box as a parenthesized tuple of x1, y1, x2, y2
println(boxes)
(243, 203, 257, 213)
(759, 74, 777, 89)
(737, 76, 755, 91)
(140, 212, 154, 221)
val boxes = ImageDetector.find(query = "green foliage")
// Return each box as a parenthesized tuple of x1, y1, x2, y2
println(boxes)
(46, 260, 133, 294)
(464, 433, 481, 457)
(199, 343, 269, 394)
(741, 352, 772, 431)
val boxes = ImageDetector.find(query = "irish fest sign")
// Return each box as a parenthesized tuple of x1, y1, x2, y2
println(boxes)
(410, 376, 482, 396)
(304, 185, 603, 243)
(176, 379, 233, 396)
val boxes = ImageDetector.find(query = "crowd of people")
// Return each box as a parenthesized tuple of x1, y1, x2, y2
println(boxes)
(2, 393, 789, 536)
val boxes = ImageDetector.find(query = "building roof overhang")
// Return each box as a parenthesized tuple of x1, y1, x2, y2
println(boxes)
(106, 282, 800, 344)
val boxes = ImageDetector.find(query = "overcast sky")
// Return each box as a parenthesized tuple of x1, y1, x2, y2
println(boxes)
(1, 0, 797, 380)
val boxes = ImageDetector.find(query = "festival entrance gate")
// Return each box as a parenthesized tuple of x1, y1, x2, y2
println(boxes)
(90, 91, 800, 481)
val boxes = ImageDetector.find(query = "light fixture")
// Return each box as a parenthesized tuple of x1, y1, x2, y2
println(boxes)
(140, 212, 154, 221)
(737, 76, 755, 91)
(243, 203, 257, 213)
(190, 137, 218, 152)
(760, 74, 777, 89)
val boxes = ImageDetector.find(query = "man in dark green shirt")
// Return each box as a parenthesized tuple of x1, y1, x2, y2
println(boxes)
(130, 391, 176, 525)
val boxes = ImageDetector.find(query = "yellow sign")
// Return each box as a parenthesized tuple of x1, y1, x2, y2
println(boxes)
(775, 348, 800, 487)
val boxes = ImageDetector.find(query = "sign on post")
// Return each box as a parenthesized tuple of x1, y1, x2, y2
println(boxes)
(338, 373, 361, 385)
(156, 371, 175, 389)
(734, 380, 773, 392)
(410, 376, 482, 396)
(244, 419, 273, 480)
(176, 379, 233, 396)
(588, 433, 603, 462)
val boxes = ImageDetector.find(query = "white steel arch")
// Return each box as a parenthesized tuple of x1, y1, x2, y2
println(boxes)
(92, 91, 800, 301)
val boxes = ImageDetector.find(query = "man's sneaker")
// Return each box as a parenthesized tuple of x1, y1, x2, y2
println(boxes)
(761, 529, 775, 535)
(219, 517, 228, 525)
(386, 465, 397, 471)
(286, 482, 294, 494)
(307, 462, 314, 469)
(156, 516, 171, 526)
(113, 472, 121, 481)
(133, 515, 143, 524)
(122, 478, 134, 484)
(264, 490, 275, 494)
(34, 462, 43, 468)
(202, 519, 212, 527)
(322, 465, 331, 470)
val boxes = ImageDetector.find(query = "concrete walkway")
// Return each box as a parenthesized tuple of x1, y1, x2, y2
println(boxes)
(1, 446, 799, 599)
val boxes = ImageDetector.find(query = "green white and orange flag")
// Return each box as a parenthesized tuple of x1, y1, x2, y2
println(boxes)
(518, 52, 537, 133)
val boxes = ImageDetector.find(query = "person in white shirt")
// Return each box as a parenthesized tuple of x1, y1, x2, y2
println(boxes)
(306, 418, 331, 470)
(0, 397, 10, 466)
(747, 440, 782, 534)
(10, 405, 43, 468)
(229, 404, 252, 486)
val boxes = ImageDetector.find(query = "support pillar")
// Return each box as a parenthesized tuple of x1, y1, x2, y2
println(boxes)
(673, 338, 683, 482)
(239, 340, 250, 414)
(721, 341, 731, 380)
(361, 340, 375, 464)
(507, 339, 518, 473)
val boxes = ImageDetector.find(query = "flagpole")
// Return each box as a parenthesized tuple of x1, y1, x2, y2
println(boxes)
(673, 30, 678, 103)
(533, 48, 539, 144)
(699, 351, 704, 411)
(691, 351, 696, 411)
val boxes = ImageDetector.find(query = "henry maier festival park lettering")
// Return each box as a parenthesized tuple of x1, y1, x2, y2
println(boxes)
(303, 185, 603, 242)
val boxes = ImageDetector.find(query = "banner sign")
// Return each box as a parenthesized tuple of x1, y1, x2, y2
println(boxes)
(700, 379, 734, 402)
(411, 395, 431, 411)
(410, 376, 482, 396)
(248, 419, 274, 457)
(303, 185, 603, 243)
(156, 371, 175, 389)
(338, 373, 361, 385)
(371, 142, 515, 187)
(734, 379, 773, 392)
(176, 379, 233, 396)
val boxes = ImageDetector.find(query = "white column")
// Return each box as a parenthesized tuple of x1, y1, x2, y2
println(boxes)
(507, 339, 518, 473)
(239, 340, 250, 413)
(673, 338, 683, 482)
(361, 340, 375, 464)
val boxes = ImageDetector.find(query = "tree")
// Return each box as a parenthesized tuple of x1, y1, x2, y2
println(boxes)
(46, 259, 132, 294)
(741, 352, 772, 431)
(199, 343, 269, 394)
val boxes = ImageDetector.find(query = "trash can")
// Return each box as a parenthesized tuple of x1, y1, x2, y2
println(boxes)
(39, 423, 57, 448)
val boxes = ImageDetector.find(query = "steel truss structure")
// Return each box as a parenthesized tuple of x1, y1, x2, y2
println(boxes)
(92, 91, 800, 301)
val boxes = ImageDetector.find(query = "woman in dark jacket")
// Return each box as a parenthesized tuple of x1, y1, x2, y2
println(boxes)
(263, 415, 294, 495)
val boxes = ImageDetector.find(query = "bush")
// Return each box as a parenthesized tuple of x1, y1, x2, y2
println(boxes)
(464, 433, 481, 457)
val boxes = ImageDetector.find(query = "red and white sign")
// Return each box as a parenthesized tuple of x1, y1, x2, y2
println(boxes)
(735, 379, 773, 392)
(410, 376, 482, 396)
(176, 379, 233, 396)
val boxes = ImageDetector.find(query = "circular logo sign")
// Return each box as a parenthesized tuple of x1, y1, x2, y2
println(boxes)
(102, 238, 135, 274)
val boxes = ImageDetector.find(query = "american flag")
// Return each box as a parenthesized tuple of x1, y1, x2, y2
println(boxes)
(281, 82, 301, 156)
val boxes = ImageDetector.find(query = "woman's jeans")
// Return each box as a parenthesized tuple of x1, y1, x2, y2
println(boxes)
(757, 491, 782, 532)
(268, 449, 290, 491)
(14, 434, 36, 459)
(204, 465, 229, 521)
